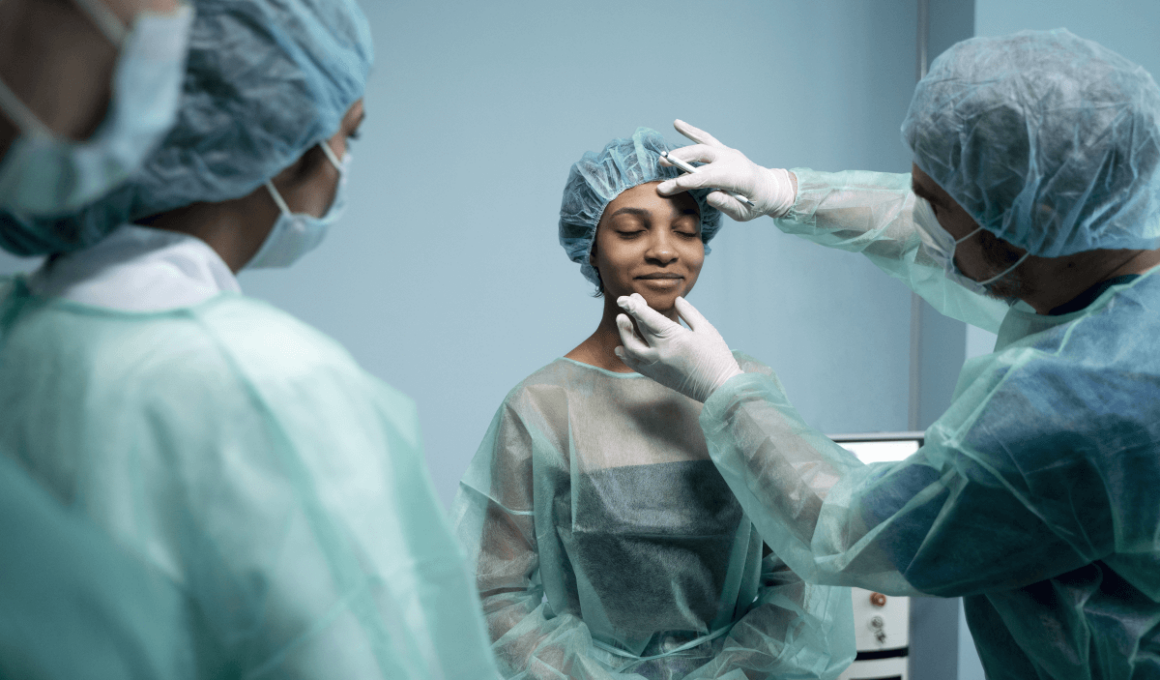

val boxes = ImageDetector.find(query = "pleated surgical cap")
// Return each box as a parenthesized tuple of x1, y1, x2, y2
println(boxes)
(559, 128, 723, 288)
(902, 29, 1160, 257)
(0, 0, 373, 256)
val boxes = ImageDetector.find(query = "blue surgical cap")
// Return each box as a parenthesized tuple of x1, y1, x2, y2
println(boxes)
(0, 0, 373, 256)
(559, 128, 723, 288)
(902, 29, 1160, 258)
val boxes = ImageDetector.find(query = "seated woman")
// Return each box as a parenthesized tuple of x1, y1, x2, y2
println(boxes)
(454, 128, 855, 680)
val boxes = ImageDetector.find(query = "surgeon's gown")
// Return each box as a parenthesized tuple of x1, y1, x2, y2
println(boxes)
(0, 452, 185, 680)
(700, 169, 1160, 680)
(454, 356, 855, 680)
(0, 225, 499, 680)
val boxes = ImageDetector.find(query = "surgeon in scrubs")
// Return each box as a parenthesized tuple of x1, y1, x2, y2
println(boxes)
(614, 30, 1160, 680)
(1, 1, 193, 678)
(0, 1, 499, 678)
(455, 129, 854, 680)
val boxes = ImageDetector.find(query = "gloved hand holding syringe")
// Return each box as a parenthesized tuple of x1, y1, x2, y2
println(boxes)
(657, 119, 797, 222)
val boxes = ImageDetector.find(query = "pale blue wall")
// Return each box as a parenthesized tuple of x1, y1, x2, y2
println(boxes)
(978, 0, 1160, 77)
(0, 0, 921, 508)
(243, 0, 921, 506)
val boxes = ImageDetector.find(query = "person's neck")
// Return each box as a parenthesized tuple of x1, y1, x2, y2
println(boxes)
(137, 192, 276, 274)
(1020, 248, 1160, 314)
(565, 295, 679, 372)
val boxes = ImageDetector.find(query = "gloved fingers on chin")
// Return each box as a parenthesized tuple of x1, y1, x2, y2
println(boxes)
(615, 314, 649, 351)
(673, 119, 725, 148)
(673, 296, 711, 332)
(617, 296, 674, 337)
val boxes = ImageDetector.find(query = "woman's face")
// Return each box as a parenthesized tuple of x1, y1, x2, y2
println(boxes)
(268, 99, 365, 217)
(591, 181, 704, 313)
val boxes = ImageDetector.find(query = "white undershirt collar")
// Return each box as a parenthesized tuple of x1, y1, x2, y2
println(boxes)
(26, 224, 240, 312)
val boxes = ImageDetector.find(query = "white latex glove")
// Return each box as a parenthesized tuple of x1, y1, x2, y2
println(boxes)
(657, 119, 796, 222)
(614, 294, 743, 403)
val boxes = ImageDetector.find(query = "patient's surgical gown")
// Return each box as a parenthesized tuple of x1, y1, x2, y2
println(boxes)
(0, 225, 498, 680)
(699, 169, 1160, 680)
(454, 356, 854, 680)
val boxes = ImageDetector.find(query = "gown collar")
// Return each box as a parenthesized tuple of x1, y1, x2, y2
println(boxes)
(26, 224, 240, 312)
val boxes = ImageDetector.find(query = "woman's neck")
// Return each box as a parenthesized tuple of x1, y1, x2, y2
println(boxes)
(138, 189, 276, 274)
(565, 295, 679, 373)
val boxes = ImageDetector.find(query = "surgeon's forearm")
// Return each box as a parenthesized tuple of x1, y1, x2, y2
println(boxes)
(701, 373, 866, 585)
(775, 168, 1008, 332)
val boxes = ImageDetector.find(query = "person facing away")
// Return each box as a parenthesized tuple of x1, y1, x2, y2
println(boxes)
(453, 128, 855, 680)
(613, 30, 1160, 680)
(0, 1, 193, 679)
(0, 1, 499, 678)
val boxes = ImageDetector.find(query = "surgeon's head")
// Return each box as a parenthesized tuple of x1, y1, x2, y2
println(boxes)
(911, 164, 1034, 301)
(0, 0, 374, 257)
(559, 128, 722, 308)
(903, 29, 1160, 259)
(589, 182, 704, 313)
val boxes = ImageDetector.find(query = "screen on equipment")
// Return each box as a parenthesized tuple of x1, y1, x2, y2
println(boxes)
(830, 432, 923, 464)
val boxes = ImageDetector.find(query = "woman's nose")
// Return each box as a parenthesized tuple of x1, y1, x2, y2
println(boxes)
(644, 233, 678, 264)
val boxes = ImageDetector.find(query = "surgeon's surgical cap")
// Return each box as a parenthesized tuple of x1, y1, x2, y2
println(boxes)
(0, 0, 373, 256)
(559, 128, 724, 288)
(902, 29, 1160, 258)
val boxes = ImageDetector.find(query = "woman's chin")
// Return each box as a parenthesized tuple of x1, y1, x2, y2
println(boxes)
(631, 289, 681, 314)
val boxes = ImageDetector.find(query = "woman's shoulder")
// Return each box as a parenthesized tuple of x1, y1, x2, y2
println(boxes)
(197, 295, 366, 379)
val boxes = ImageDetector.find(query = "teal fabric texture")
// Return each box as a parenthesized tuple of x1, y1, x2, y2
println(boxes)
(0, 279, 499, 680)
(0, 452, 185, 680)
(454, 355, 855, 680)
(699, 169, 1160, 680)
(559, 128, 724, 288)
(902, 29, 1160, 258)
(0, 0, 373, 256)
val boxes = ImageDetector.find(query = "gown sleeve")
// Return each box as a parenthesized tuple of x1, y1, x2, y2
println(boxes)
(777, 168, 1009, 333)
(682, 545, 855, 680)
(454, 393, 650, 680)
(699, 364, 1109, 597)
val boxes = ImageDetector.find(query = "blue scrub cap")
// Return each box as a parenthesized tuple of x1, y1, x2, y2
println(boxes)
(902, 29, 1160, 258)
(0, 0, 373, 256)
(559, 128, 724, 288)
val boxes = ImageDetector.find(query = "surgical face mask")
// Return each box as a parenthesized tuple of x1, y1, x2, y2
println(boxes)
(247, 142, 350, 270)
(914, 197, 1031, 296)
(0, 0, 193, 216)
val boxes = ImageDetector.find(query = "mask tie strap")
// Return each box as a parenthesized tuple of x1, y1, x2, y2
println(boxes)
(264, 181, 292, 216)
(976, 251, 1032, 287)
(70, 0, 128, 47)
(318, 141, 343, 171)
(0, 78, 52, 139)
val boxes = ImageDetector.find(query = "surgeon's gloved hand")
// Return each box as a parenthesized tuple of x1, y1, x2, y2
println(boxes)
(614, 293, 743, 403)
(657, 119, 796, 222)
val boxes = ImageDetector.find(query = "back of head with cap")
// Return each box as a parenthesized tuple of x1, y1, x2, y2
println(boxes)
(0, 0, 373, 256)
(903, 29, 1160, 258)
(559, 127, 723, 289)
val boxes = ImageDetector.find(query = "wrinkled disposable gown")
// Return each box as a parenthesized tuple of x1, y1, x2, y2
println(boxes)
(0, 265, 498, 679)
(0, 452, 184, 680)
(699, 168, 1160, 680)
(455, 355, 855, 680)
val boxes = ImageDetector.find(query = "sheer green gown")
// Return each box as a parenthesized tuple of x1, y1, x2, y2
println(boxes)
(455, 354, 855, 680)
(0, 268, 499, 680)
(700, 169, 1160, 680)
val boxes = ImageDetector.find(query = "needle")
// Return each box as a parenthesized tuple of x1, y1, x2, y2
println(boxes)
(661, 151, 756, 208)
